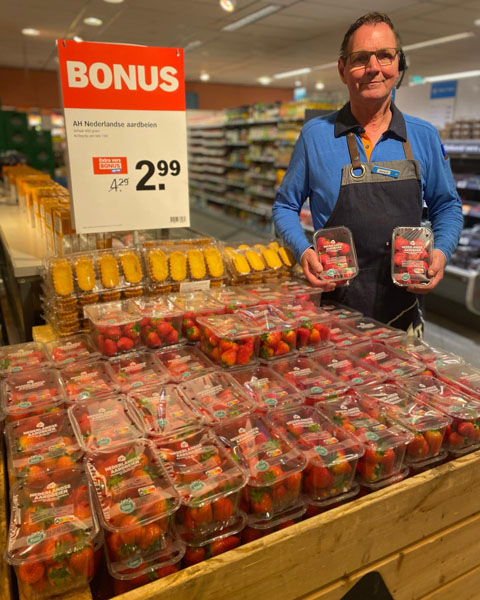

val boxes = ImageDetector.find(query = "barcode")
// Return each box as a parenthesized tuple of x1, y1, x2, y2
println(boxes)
(170, 216, 187, 223)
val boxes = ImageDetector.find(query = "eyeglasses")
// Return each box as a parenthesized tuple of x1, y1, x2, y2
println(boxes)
(346, 48, 399, 69)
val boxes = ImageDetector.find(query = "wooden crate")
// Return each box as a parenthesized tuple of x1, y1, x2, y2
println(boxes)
(4, 450, 480, 600)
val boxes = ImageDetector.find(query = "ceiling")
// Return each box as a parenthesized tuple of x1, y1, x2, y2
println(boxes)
(1, 0, 480, 95)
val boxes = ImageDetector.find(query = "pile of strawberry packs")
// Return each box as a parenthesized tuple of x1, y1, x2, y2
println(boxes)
(2, 269, 480, 598)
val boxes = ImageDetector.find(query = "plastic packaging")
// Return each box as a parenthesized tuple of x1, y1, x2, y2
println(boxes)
(280, 302, 334, 353)
(0, 341, 50, 376)
(196, 312, 260, 369)
(167, 290, 225, 342)
(340, 316, 403, 342)
(274, 279, 324, 308)
(311, 348, 386, 388)
(435, 363, 480, 402)
(109, 351, 170, 393)
(329, 321, 370, 347)
(392, 226, 433, 286)
(313, 226, 358, 283)
(84, 300, 143, 357)
(347, 341, 425, 379)
(131, 296, 184, 348)
(241, 282, 294, 307)
(45, 334, 100, 368)
(385, 335, 465, 370)
(182, 530, 243, 567)
(58, 360, 120, 403)
(154, 344, 217, 383)
(207, 286, 260, 313)
(268, 405, 363, 502)
(238, 305, 298, 360)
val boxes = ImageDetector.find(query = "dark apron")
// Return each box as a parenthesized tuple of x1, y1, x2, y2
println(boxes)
(324, 129, 425, 336)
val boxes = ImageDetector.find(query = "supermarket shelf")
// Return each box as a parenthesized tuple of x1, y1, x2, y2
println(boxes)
(247, 156, 275, 163)
(275, 163, 290, 169)
(227, 162, 249, 169)
(194, 192, 272, 217)
(191, 200, 274, 237)
(188, 123, 226, 130)
(444, 139, 480, 156)
(247, 188, 277, 200)
(226, 118, 278, 127)
(249, 173, 277, 182)
(249, 138, 277, 143)
(224, 179, 247, 188)
(226, 141, 249, 147)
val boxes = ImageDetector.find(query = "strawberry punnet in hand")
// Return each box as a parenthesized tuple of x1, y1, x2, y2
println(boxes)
(313, 226, 358, 283)
(391, 226, 433, 286)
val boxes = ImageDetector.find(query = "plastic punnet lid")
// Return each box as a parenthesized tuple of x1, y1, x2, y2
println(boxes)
(85, 439, 181, 533)
(166, 290, 224, 313)
(154, 344, 217, 383)
(238, 305, 297, 333)
(272, 355, 349, 400)
(0, 342, 50, 376)
(59, 360, 120, 402)
(275, 279, 324, 302)
(434, 363, 480, 402)
(127, 384, 203, 443)
(230, 365, 304, 412)
(207, 286, 260, 311)
(341, 317, 403, 342)
(130, 296, 184, 319)
(385, 336, 464, 369)
(179, 372, 255, 425)
(1, 368, 66, 421)
(311, 348, 386, 387)
(5, 410, 83, 478)
(329, 307, 363, 321)
(109, 351, 170, 393)
(6, 467, 100, 566)
(45, 334, 101, 368)
(241, 283, 295, 306)
(347, 341, 425, 379)
(213, 413, 307, 487)
(83, 299, 142, 326)
(196, 312, 261, 340)
(329, 322, 370, 347)
(69, 397, 144, 452)
(279, 302, 331, 328)
(313, 226, 358, 282)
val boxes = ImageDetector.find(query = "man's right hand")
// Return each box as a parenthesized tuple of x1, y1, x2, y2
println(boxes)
(300, 248, 336, 291)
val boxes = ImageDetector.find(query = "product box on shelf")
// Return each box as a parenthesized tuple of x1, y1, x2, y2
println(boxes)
(58, 360, 120, 403)
(154, 344, 217, 383)
(109, 350, 170, 393)
(196, 312, 260, 369)
(385, 335, 465, 370)
(6, 467, 101, 600)
(280, 302, 334, 354)
(84, 300, 143, 357)
(313, 226, 358, 283)
(69, 396, 144, 453)
(166, 290, 225, 343)
(45, 334, 101, 368)
(238, 305, 298, 360)
(223, 243, 284, 284)
(213, 413, 306, 524)
(346, 341, 426, 380)
(340, 316, 403, 342)
(131, 296, 184, 348)
(311, 347, 387, 388)
(392, 226, 433, 286)
(0, 341, 50, 377)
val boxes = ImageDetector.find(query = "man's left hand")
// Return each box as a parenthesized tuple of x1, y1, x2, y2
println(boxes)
(407, 249, 447, 295)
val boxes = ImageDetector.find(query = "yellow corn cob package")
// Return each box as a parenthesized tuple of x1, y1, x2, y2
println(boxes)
(278, 246, 295, 267)
(204, 246, 224, 278)
(237, 244, 250, 250)
(232, 252, 251, 275)
(244, 249, 265, 272)
(120, 251, 143, 284)
(268, 241, 280, 251)
(169, 251, 187, 282)
(187, 248, 207, 280)
(148, 249, 169, 282)
(74, 257, 96, 292)
(262, 247, 283, 270)
(98, 254, 120, 288)
(51, 259, 74, 296)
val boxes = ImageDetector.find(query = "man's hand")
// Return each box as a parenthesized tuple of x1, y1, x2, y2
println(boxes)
(407, 249, 447, 295)
(301, 248, 336, 291)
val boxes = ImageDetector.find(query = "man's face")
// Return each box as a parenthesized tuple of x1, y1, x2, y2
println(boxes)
(338, 23, 400, 105)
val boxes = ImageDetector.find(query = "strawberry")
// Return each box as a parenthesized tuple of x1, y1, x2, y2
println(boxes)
(157, 322, 173, 338)
(394, 252, 407, 267)
(394, 236, 408, 251)
(262, 331, 282, 348)
(124, 323, 140, 340)
(296, 327, 310, 347)
(117, 337, 134, 352)
(221, 347, 237, 367)
(102, 338, 117, 356)
(237, 345, 252, 365)
(274, 340, 291, 356)
(166, 329, 179, 344)
(309, 328, 321, 344)
(282, 329, 296, 347)
(145, 331, 161, 347)
(339, 242, 350, 256)
(186, 326, 200, 341)
(210, 535, 240, 556)
(183, 546, 205, 566)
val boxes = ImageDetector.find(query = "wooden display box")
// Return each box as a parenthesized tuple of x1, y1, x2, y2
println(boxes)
(3, 450, 480, 600)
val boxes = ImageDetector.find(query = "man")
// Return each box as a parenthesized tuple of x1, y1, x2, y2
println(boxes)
(272, 12, 463, 334)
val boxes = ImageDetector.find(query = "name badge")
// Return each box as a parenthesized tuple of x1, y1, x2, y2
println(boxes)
(372, 166, 400, 178)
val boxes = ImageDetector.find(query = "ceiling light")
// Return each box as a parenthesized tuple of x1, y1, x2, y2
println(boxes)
(312, 61, 338, 71)
(73, 35, 83, 42)
(315, 82, 325, 90)
(274, 67, 311, 80)
(403, 32, 473, 51)
(185, 40, 202, 52)
(220, 0, 236, 12)
(222, 5, 280, 32)
(258, 76, 272, 85)
(83, 17, 103, 26)
(21, 28, 40, 36)
(200, 72, 210, 82)
(474, 18, 480, 26)
(424, 70, 480, 83)
(103, 0, 124, 3)
(294, 80, 302, 87)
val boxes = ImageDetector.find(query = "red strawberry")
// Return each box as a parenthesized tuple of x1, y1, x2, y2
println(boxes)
(123, 323, 140, 340)
(166, 329, 179, 344)
(145, 331, 161, 348)
(102, 339, 117, 356)
(296, 327, 310, 347)
(237, 345, 252, 365)
(105, 326, 122, 341)
(282, 329, 296, 347)
(186, 326, 200, 341)
(339, 242, 350, 256)
(394, 252, 407, 267)
(157, 322, 173, 338)
(117, 337, 135, 352)
(221, 347, 237, 367)
(210, 535, 240, 556)
(275, 340, 291, 355)
(394, 236, 408, 251)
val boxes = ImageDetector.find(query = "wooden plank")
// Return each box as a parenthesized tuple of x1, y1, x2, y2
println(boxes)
(110, 450, 480, 600)
(300, 512, 480, 600)
(418, 564, 480, 600)
(0, 434, 14, 600)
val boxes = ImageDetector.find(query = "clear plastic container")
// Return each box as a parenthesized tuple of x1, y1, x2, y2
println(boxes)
(5, 409, 83, 485)
(355, 384, 451, 464)
(280, 302, 334, 354)
(0, 341, 50, 376)
(347, 341, 425, 379)
(127, 384, 204, 445)
(158, 435, 247, 544)
(435, 363, 480, 403)
(1, 369, 66, 424)
(238, 305, 297, 360)
(274, 279, 324, 308)
(45, 334, 100, 368)
(329, 321, 370, 347)
(130, 296, 183, 349)
(154, 344, 217, 383)
(196, 312, 260, 369)
(385, 335, 465, 370)
(318, 394, 414, 483)
(179, 372, 255, 425)
(182, 530, 243, 566)
(313, 226, 358, 283)
(6, 467, 101, 600)
(69, 397, 144, 452)
(398, 374, 480, 453)
(86, 439, 181, 561)
(392, 226, 433, 286)
(341, 316, 403, 342)
(311, 348, 386, 388)
(230, 365, 304, 413)
(58, 360, 120, 403)
(167, 290, 224, 343)
(272, 355, 349, 404)
(268, 405, 363, 503)
(207, 286, 260, 313)
(329, 307, 363, 321)
(213, 413, 306, 523)
(241, 282, 294, 307)
(109, 351, 170, 393)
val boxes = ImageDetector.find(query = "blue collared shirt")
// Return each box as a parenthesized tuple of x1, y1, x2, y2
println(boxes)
(272, 102, 463, 262)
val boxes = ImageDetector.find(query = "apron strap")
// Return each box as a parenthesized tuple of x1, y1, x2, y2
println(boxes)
(347, 131, 415, 164)
(402, 138, 414, 160)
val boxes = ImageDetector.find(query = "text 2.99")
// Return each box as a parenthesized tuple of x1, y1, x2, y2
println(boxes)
(135, 159, 181, 191)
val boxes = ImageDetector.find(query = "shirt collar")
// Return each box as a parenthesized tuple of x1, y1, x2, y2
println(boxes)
(334, 101, 407, 141)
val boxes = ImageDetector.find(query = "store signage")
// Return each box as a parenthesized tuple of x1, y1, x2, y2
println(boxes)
(430, 80, 457, 99)
(57, 40, 190, 233)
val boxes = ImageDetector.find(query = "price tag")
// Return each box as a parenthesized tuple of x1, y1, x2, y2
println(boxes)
(57, 40, 190, 233)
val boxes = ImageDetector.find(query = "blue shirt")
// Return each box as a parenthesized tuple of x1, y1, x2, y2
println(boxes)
(272, 102, 463, 262)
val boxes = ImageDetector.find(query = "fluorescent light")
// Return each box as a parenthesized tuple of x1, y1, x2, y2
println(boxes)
(315, 82, 325, 90)
(258, 76, 272, 85)
(404, 32, 473, 51)
(220, 0, 236, 12)
(21, 28, 40, 36)
(83, 17, 103, 26)
(294, 80, 302, 87)
(474, 18, 480, 26)
(103, 0, 124, 3)
(200, 72, 210, 82)
(185, 40, 202, 52)
(222, 5, 280, 32)
(424, 70, 480, 83)
(312, 61, 338, 71)
(73, 35, 83, 42)
(274, 67, 311, 80)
